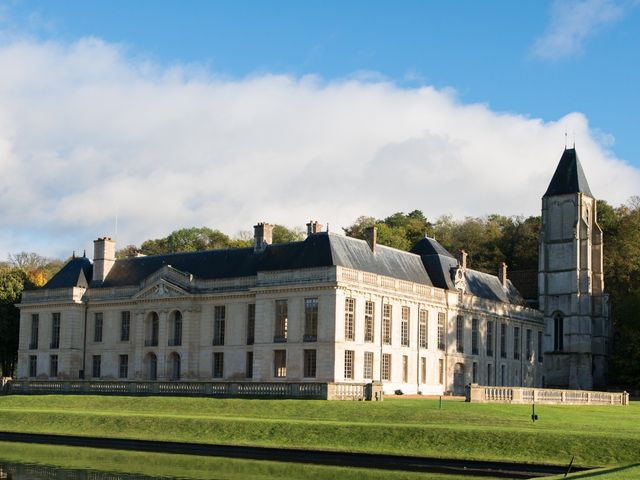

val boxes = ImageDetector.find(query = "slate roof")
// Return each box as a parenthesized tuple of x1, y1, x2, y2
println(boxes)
(43, 256, 92, 289)
(544, 148, 593, 198)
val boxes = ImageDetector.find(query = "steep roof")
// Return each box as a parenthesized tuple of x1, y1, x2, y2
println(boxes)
(44, 256, 92, 289)
(543, 148, 593, 198)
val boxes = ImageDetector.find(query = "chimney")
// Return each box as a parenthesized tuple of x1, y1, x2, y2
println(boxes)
(365, 226, 377, 254)
(253, 222, 273, 253)
(459, 250, 468, 270)
(499, 262, 508, 289)
(306, 220, 323, 237)
(93, 237, 116, 283)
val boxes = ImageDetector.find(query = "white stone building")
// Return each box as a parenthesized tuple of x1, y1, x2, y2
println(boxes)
(15, 148, 608, 394)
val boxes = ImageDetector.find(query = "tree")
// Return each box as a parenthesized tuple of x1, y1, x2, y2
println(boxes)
(139, 227, 235, 255)
(7, 252, 63, 287)
(272, 225, 305, 244)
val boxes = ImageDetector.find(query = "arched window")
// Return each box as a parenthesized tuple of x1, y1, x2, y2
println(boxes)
(145, 312, 159, 347)
(170, 311, 182, 346)
(553, 312, 564, 351)
(145, 353, 157, 381)
(169, 352, 181, 381)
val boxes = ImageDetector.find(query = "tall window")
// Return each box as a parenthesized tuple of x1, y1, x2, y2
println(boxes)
(274, 350, 287, 377)
(538, 331, 543, 363)
(500, 323, 507, 358)
(213, 352, 224, 378)
(171, 311, 182, 346)
(513, 326, 520, 360)
(92, 355, 101, 378)
(487, 364, 493, 385)
(526, 329, 533, 361)
(30, 314, 39, 349)
(51, 313, 60, 349)
(364, 301, 375, 343)
(553, 313, 564, 351)
(401, 307, 410, 347)
(147, 313, 159, 347)
(304, 298, 318, 341)
(364, 351, 374, 380)
(456, 315, 464, 353)
(472, 362, 478, 384)
(246, 352, 253, 378)
(247, 304, 255, 345)
(419, 310, 428, 349)
(213, 306, 226, 345)
(381, 353, 391, 381)
(94, 312, 103, 342)
(119, 354, 128, 379)
(274, 300, 288, 342)
(29, 355, 37, 377)
(500, 364, 506, 386)
(438, 358, 444, 384)
(344, 350, 354, 379)
(382, 304, 392, 345)
(304, 349, 316, 378)
(120, 311, 130, 342)
(402, 355, 408, 383)
(49, 355, 58, 377)
(487, 320, 494, 356)
(437, 312, 445, 350)
(420, 357, 426, 384)
(344, 298, 355, 341)
(471, 319, 479, 355)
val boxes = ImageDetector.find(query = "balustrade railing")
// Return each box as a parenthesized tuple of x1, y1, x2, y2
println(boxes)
(467, 384, 629, 405)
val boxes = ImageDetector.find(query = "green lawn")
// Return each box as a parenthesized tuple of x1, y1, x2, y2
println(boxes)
(0, 395, 638, 470)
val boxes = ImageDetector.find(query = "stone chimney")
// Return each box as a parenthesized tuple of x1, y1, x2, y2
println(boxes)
(365, 226, 377, 254)
(93, 237, 116, 283)
(499, 262, 508, 289)
(254, 223, 273, 253)
(459, 250, 468, 270)
(306, 220, 323, 237)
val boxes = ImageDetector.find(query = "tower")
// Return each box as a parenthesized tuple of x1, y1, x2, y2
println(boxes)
(539, 148, 609, 389)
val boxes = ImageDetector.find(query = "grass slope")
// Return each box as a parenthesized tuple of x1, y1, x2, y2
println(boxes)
(0, 396, 638, 468)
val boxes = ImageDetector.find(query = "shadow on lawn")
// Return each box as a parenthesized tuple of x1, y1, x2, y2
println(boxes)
(565, 463, 640, 478)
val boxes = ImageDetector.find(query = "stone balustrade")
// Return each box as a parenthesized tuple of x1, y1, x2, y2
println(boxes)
(467, 384, 629, 405)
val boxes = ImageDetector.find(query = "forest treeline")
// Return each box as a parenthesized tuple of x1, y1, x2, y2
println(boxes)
(1, 199, 639, 388)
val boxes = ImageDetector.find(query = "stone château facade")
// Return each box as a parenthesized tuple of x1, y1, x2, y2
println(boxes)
(15, 149, 608, 393)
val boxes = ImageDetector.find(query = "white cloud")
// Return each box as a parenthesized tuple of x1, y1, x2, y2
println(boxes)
(532, 0, 630, 60)
(0, 36, 638, 259)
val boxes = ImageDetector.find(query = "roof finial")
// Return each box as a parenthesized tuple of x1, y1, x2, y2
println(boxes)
(83, 249, 86, 258)
(72, 251, 76, 259)
(573, 131, 576, 149)
(564, 132, 568, 149)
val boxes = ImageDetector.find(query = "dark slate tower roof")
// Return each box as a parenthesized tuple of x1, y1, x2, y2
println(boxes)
(44, 256, 92, 289)
(543, 148, 593, 198)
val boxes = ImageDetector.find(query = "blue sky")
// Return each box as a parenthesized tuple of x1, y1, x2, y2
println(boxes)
(0, 0, 639, 258)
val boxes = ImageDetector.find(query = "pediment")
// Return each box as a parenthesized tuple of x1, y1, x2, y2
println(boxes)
(133, 279, 190, 299)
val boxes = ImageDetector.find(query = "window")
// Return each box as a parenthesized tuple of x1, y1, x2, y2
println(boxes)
(437, 312, 445, 351)
(471, 319, 479, 355)
(274, 300, 288, 342)
(472, 362, 478, 384)
(420, 357, 426, 384)
(514, 326, 520, 360)
(213, 352, 224, 378)
(383, 304, 392, 345)
(344, 350, 354, 379)
(500, 364, 506, 386)
(94, 313, 103, 342)
(92, 355, 101, 378)
(487, 320, 494, 357)
(487, 364, 493, 385)
(304, 349, 316, 378)
(364, 301, 375, 343)
(438, 358, 444, 384)
(246, 352, 253, 378)
(304, 298, 318, 341)
(146, 313, 159, 347)
(344, 298, 355, 341)
(402, 355, 408, 383)
(401, 307, 410, 347)
(171, 311, 182, 346)
(30, 314, 39, 349)
(381, 353, 391, 381)
(51, 313, 60, 349)
(364, 351, 374, 380)
(247, 304, 255, 345)
(49, 355, 58, 377)
(456, 315, 464, 353)
(274, 350, 287, 377)
(419, 310, 428, 349)
(29, 355, 37, 377)
(500, 323, 507, 358)
(171, 354, 182, 381)
(213, 306, 226, 345)
(526, 329, 533, 361)
(538, 330, 543, 363)
(553, 313, 564, 351)
(120, 311, 130, 342)
(119, 354, 128, 379)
